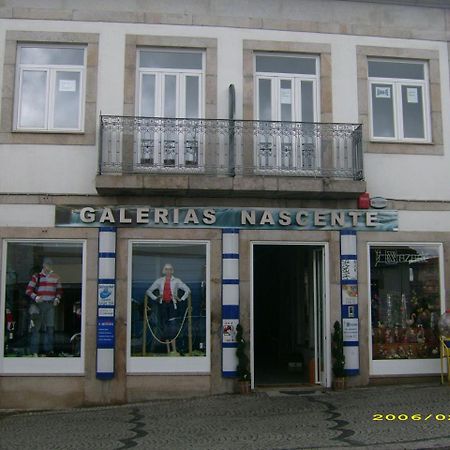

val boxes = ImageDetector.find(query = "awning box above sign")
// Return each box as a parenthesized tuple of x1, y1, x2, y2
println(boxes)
(56, 206, 398, 231)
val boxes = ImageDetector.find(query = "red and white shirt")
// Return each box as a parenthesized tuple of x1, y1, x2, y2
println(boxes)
(26, 271, 63, 302)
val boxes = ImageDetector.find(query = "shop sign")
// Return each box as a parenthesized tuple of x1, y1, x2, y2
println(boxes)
(374, 249, 431, 266)
(98, 284, 115, 306)
(56, 206, 398, 231)
(97, 318, 115, 347)
(343, 318, 359, 341)
(222, 319, 238, 343)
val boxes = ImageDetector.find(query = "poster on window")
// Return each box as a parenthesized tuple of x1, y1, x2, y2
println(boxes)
(59, 79, 76, 92)
(406, 87, 418, 104)
(375, 86, 391, 98)
(280, 88, 292, 104)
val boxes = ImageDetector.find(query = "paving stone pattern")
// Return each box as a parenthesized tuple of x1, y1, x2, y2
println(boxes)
(2, 383, 450, 449)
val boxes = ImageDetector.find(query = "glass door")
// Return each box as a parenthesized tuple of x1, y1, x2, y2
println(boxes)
(137, 50, 204, 170)
(256, 75, 318, 171)
(138, 72, 202, 169)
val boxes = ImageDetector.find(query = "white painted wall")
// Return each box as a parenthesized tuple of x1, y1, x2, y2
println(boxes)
(399, 210, 450, 232)
(0, 17, 448, 200)
(0, 144, 98, 195)
(0, 204, 54, 227)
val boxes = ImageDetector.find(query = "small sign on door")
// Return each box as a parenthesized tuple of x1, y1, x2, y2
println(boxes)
(59, 79, 76, 92)
(375, 86, 391, 98)
(280, 88, 292, 104)
(406, 87, 418, 103)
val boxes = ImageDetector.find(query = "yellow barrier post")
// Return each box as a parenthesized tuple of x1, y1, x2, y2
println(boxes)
(143, 295, 148, 356)
(440, 336, 450, 384)
(188, 294, 193, 355)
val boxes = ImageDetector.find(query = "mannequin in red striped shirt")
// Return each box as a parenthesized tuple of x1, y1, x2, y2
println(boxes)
(26, 257, 63, 357)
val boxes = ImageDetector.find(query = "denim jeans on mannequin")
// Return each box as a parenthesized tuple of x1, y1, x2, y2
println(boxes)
(29, 302, 55, 355)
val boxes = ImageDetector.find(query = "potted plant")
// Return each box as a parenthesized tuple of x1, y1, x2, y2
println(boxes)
(236, 323, 251, 394)
(331, 320, 346, 390)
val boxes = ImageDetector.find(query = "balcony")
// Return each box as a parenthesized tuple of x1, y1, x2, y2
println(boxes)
(97, 115, 365, 198)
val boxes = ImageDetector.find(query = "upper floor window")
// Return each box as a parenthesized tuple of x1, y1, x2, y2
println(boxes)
(255, 54, 319, 123)
(137, 49, 204, 119)
(368, 59, 430, 142)
(135, 49, 205, 169)
(14, 45, 86, 132)
(254, 54, 320, 171)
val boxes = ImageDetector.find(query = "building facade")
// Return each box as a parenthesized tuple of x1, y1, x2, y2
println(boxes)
(1, 0, 450, 409)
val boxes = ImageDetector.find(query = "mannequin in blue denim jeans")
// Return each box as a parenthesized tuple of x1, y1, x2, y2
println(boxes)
(26, 258, 63, 357)
(145, 263, 190, 353)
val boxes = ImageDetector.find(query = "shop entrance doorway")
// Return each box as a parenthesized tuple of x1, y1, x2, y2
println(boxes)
(252, 244, 326, 387)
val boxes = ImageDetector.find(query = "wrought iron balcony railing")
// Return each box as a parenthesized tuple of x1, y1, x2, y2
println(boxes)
(99, 115, 363, 180)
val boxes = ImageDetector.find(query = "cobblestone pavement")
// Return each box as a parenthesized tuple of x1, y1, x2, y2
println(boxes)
(2, 383, 450, 449)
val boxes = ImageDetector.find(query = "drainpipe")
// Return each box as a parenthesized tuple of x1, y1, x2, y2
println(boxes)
(228, 84, 236, 176)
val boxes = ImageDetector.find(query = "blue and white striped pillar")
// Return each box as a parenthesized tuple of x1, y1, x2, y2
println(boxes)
(221, 228, 240, 377)
(96, 227, 117, 380)
(340, 230, 359, 376)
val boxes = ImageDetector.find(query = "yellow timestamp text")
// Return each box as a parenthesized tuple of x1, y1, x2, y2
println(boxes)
(373, 414, 450, 421)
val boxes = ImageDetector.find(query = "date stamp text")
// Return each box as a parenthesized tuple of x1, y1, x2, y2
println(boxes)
(373, 413, 450, 421)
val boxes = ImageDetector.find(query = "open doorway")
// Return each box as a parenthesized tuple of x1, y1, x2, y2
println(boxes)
(252, 244, 325, 387)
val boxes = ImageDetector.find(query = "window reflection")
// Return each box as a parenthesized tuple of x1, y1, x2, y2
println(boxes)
(3, 242, 83, 358)
(19, 70, 47, 128)
(20, 47, 85, 66)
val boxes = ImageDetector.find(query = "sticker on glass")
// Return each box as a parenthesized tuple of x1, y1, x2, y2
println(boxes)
(280, 88, 292, 104)
(375, 86, 391, 99)
(406, 87, 418, 104)
(59, 79, 76, 92)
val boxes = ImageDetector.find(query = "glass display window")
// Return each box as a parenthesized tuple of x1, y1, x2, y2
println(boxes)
(128, 240, 210, 373)
(1, 240, 86, 374)
(369, 243, 444, 375)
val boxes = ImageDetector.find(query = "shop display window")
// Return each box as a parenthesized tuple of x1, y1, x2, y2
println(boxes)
(129, 241, 209, 372)
(2, 241, 84, 362)
(370, 244, 442, 361)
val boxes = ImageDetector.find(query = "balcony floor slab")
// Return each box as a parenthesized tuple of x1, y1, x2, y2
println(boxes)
(96, 174, 366, 200)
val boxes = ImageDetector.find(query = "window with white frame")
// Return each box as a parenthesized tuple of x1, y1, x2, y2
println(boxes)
(128, 240, 210, 373)
(254, 53, 320, 171)
(1, 240, 86, 374)
(369, 243, 444, 376)
(14, 45, 86, 132)
(136, 49, 204, 169)
(368, 59, 430, 142)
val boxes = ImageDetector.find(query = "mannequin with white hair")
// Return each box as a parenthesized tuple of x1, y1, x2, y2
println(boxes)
(145, 263, 190, 354)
